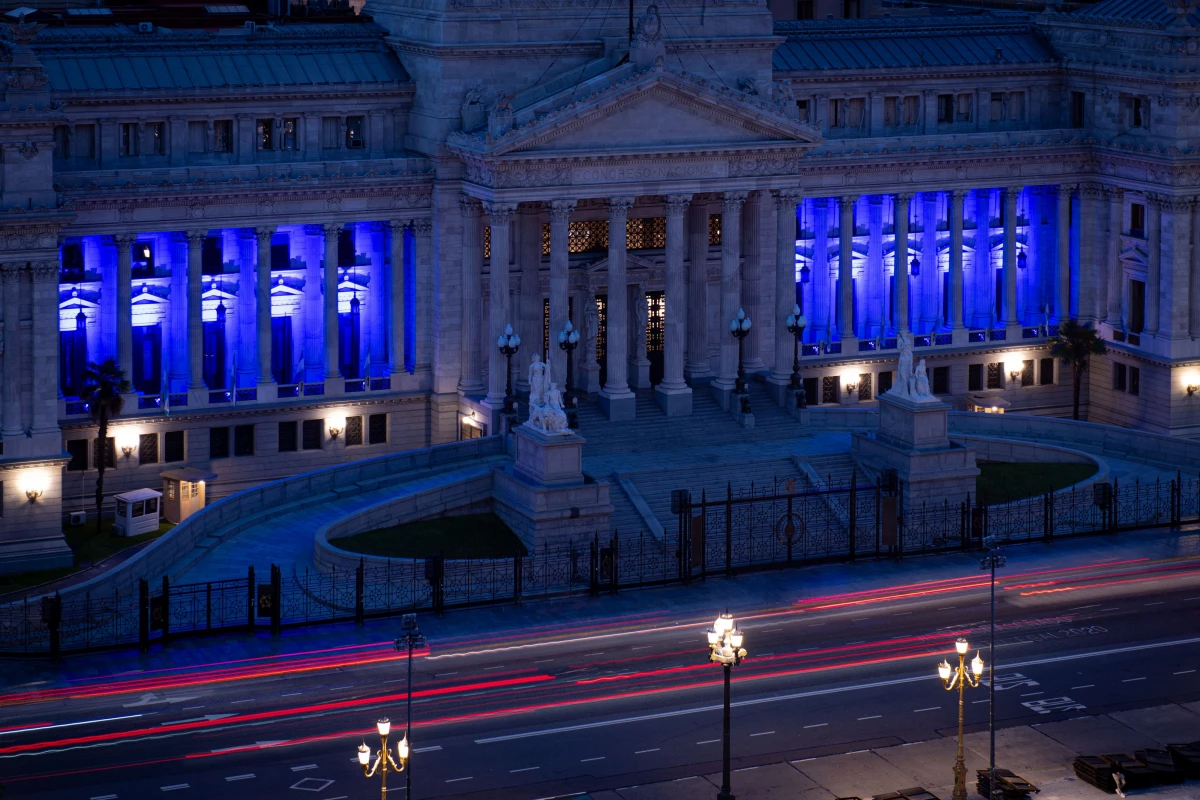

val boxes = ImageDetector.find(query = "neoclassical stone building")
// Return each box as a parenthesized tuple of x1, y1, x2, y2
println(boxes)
(1, 0, 1198, 572)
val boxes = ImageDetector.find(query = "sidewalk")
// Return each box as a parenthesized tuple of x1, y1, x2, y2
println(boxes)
(586, 703, 1200, 800)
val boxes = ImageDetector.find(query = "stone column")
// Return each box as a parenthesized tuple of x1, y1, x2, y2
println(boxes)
(895, 193, 911, 334)
(970, 189, 990, 329)
(1056, 185, 1072, 322)
(812, 199, 832, 343)
(236, 229, 257, 387)
(460, 199, 483, 393)
(1162, 196, 1193, 341)
(837, 195, 857, 346)
(770, 190, 802, 402)
(413, 218, 433, 373)
(920, 192, 939, 333)
(865, 195, 884, 338)
(713, 192, 747, 402)
(656, 194, 693, 416)
(185, 231, 206, 393)
(1078, 184, 1104, 325)
(1106, 187, 1125, 327)
(30, 262, 60, 439)
(1003, 187, 1020, 331)
(1, 265, 22, 439)
(114, 233, 135, 380)
(950, 189, 966, 341)
(598, 197, 636, 420)
(548, 200, 575, 388)
(255, 226, 276, 392)
(685, 198, 711, 381)
(322, 222, 341, 381)
(516, 205, 541, 393)
(1146, 195, 1161, 335)
(741, 191, 765, 372)
(388, 220, 407, 377)
(484, 201, 516, 407)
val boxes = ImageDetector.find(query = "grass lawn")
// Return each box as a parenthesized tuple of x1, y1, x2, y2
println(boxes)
(333, 513, 528, 559)
(0, 518, 174, 596)
(976, 461, 1098, 505)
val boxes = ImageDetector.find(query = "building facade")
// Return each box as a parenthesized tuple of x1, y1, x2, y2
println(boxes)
(1, 0, 1198, 572)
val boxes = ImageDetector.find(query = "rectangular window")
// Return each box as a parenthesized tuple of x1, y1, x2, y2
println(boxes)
(188, 121, 207, 153)
(956, 93, 972, 122)
(857, 373, 873, 401)
(847, 97, 865, 128)
(279, 421, 298, 453)
(821, 376, 840, 404)
(1114, 362, 1127, 392)
(877, 370, 893, 395)
(1070, 91, 1085, 128)
(164, 430, 185, 462)
(1021, 359, 1035, 387)
(119, 123, 139, 156)
(139, 433, 159, 465)
(256, 119, 274, 151)
(796, 99, 809, 123)
(302, 419, 323, 450)
(991, 92, 1005, 122)
(1132, 97, 1148, 129)
(828, 98, 842, 128)
(346, 115, 365, 149)
(803, 376, 819, 406)
(902, 96, 919, 126)
(1130, 203, 1146, 237)
(213, 120, 233, 153)
(1128, 280, 1146, 335)
(368, 413, 388, 445)
(210, 426, 230, 459)
(345, 415, 363, 447)
(933, 366, 950, 395)
(322, 116, 340, 148)
(93, 437, 115, 469)
(234, 424, 255, 456)
(1130, 366, 1140, 396)
(884, 96, 898, 127)
(202, 236, 223, 274)
(281, 118, 298, 150)
(986, 362, 1004, 390)
(796, 0, 814, 18)
(1039, 358, 1054, 385)
(53, 125, 71, 158)
(149, 121, 166, 155)
(67, 439, 89, 471)
(1009, 91, 1025, 121)
(75, 124, 96, 159)
(968, 363, 984, 392)
(937, 94, 954, 124)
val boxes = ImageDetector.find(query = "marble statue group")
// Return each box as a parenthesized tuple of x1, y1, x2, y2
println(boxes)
(525, 353, 570, 433)
(888, 331, 936, 402)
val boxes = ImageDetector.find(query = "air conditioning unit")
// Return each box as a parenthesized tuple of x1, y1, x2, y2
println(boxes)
(69, 511, 87, 526)
(138, 21, 154, 33)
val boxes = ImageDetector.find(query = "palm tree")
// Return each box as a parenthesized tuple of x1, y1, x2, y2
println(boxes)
(79, 359, 130, 534)
(1050, 319, 1106, 421)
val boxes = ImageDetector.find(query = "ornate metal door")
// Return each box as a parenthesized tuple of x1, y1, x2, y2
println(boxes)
(646, 290, 664, 386)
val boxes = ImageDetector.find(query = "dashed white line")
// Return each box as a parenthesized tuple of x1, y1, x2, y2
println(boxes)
(436, 671, 459, 677)
(1123, 677, 1146, 682)
(281, 692, 302, 698)
(858, 715, 882, 720)
(697, 739, 720, 745)
(1175, 669, 1196, 675)
(230, 698, 254, 704)
(413, 745, 442, 754)
(1020, 692, 1045, 698)
(938, 606, 957, 611)
(632, 646, 652, 651)
(750, 731, 774, 737)
(1100, 607, 1121, 612)
(1071, 604, 1101, 610)
(483, 666, 507, 671)
(894, 612, 911, 616)
(761, 628, 783, 633)
(635, 748, 661, 753)
(973, 699, 990, 704)
(510, 766, 540, 773)
(180, 706, 205, 711)
(734, 766, 758, 772)
(160, 786, 189, 792)
(1145, 602, 1165, 606)
(290, 764, 318, 771)
(585, 652, 606, 656)
(225, 774, 255, 782)
(91, 795, 118, 800)
(1072, 684, 1096, 689)
(852, 618, 870, 622)
(445, 776, 473, 783)
(581, 756, 606, 762)
(804, 723, 828, 729)
(533, 659, 554, 664)
(759, 652, 776, 657)
(793, 757, 817, 763)
(913, 707, 940, 713)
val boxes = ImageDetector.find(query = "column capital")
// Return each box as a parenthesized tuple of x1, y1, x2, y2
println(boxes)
(321, 221, 343, 236)
(387, 219, 408, 234)
(775, 189, 803, 208)
(1001, 186, 1023, 199)
(665, 194, 692, 216)
(548, 198, 577, 223)
(411, 217, 433, 238)
(30, 261, 57, 282)
(112, 232, 137, 247)
(0, 264, 21, 284)
(482, 201, 518, 222)
(608, 196, 636, 214)
(1103, 185, 1126, 202)
(894, 192, 914, 205)
(1055, 184, 1076, 200)
(949, 188, 966, 202)
(184, 229, 207, 245)
(722, 192, 747, 213)
(255, 225, 277, 245)
(304, 224, 325, 236)
(460, 195, 483, 218)
(837, 195, 858, 212)
(1079, 182, 1107, 201)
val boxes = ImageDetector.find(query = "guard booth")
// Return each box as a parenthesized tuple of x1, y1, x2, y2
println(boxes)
(113, 488, 163, 537)
(160, 467, 217, 524)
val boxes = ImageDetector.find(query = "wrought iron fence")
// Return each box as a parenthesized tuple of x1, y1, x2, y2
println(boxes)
(3, 473, 1196, 660)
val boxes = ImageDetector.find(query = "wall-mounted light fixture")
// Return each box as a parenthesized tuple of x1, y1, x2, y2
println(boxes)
(25, 488, 44, 502)
(1188, 384, 1198, 397)
(1010, 370, 1021, 384)
(328, 426, 343, 440)
(121, 445, 135, 458)
(21, 473, 46, 503)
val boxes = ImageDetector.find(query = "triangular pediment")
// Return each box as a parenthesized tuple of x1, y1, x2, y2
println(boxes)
(452, 67, 821, 160)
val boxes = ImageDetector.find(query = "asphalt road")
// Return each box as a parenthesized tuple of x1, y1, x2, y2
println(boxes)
(3, 550, 1200, 800)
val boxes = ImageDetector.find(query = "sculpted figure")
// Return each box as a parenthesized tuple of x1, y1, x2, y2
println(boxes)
(634, 291, 648, 354)
(528, 352, 549, 407)
(914, 358, 932, 399)
(893, 330, 914, 399)
(584, 297, 599, 364)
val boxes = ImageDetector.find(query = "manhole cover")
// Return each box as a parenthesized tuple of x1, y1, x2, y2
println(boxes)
(290, 778, 334, 792)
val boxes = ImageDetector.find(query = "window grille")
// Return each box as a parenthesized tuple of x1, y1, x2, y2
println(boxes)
(821, 376, 840, 404)
(986, 361, 1004, 390)
(345, 415, 364, 446)
(626, 217, 666, 250)
(568, 220, 608, 254)
(709, 215, 722, 245)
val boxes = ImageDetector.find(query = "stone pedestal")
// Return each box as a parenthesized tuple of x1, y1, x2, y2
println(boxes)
(711, 382, 732, 411)
(493, 425, 614, 549)
(731, 392, 755, 428)
(581, 362, 601, 394)
(598, 387, 637, 420)
(629, 357, 651, 389)
(852, 392, 978, 512)
(654, 383, 693, 416)
(767, 378, 792, 407)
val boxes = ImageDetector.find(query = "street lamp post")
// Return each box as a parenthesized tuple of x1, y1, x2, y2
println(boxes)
(558, 320, 580, 427)
(938, 637, 985, 800)
(357, 717, 408, 800)
(730, 309, 752, 409)
(394, 614, 426, 800)
(784, 304, 808, 406)
(707, 611, 747, 800)
(980, 537, 1007, 800)
(497, 323, 520, 415)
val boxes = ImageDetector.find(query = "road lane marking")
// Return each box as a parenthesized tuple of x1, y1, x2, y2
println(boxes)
(581, 756, 606, 762)
(804, 723, 828, 729)
(91, 795, 119, 800)
(0, 714, 144, 738)
(1146, 602, 1165, 606)
(938, 607, 957, 611)
(436, 672, 459, 677)
(750, 731, 774, 737)
(230, 699, 254, 704)
(1072, 684, 1095, 689)
(1122, 677, 1146, 682)
(635, 748, 660, 753)
(973, 699, 990, 704)
(414, 745, 442, 753)
(483, 666, 507, 671)
(533, 660, 554, 664)
(1100, 608, 1121, 612)
(894, 612, 911, 616)
(281, 693, 302, 698)
(1175, 670, 1196, 675)
(291, 764, 318, 771)
(858, 715, 881, 720)
(160, 785, 189, 792)
(632, 646, 652, 651)
(409, 638, 1200, 748)
(585, 652, 606, 656)
(697, 739, 719, 745)
(445, 777, 473, 783)
(761, 628, 783, 633)
(913, 707, 940, 713)
(225, 774, 255, 781)
(1020, 692, 1045, 697)
(1071, 605, 1101, 610)
(735, 766, 758, 772)
(510, 766, 540, 772)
